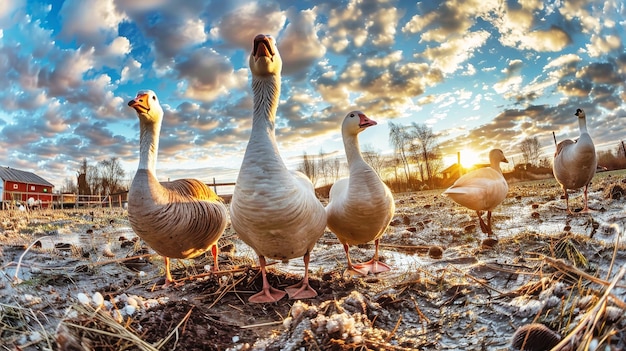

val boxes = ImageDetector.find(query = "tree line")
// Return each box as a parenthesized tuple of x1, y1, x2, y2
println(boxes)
(299, 125, 626, 194)
(61, 158, 127, 196)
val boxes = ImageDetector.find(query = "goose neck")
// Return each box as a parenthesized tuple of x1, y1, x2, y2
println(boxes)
(578, 116, 589, 135)
(252, 75, 280, 131)
(138, 119, 160, 173)
(489, 159, 503, 174)
(344, 133, 366, 169)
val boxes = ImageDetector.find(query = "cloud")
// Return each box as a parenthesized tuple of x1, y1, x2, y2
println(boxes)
(321, 0, 402, 53)
(493, 59, 524, 95)
(58, 0, 127, 46)
(211, 2, 286, 49)
(418, 30, 490, 74)
(586, 34, 623, 57)
(278, 7, 326, 79)
(175, 48, 248, 102)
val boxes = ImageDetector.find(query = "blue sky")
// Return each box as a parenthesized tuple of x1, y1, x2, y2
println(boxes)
(0, 0, 625, 189)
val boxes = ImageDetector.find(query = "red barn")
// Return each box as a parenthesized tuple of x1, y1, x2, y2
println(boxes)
(0, 166, 55, 209)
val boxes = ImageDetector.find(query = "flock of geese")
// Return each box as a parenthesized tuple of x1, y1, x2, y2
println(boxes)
(126, 34, 597, 303)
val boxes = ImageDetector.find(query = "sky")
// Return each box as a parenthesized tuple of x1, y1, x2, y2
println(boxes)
(0, 0, 625, 191)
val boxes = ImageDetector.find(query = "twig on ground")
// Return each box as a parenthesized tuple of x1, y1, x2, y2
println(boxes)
(12, 235, 54, 284)
(240, 321, 284, 329)
(551, 264, 626, 350)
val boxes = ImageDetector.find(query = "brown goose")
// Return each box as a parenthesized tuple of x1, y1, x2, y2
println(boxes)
(127, 90, 228, 287)
(230, 35, 326, 303)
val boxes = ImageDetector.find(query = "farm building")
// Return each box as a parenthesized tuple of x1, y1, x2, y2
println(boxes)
(0, 166, 55, 209)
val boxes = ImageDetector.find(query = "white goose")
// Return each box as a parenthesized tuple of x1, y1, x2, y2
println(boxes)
(326, 111, 395, 276)
(553, 108, 597, 213)
(127, 90, 228, 287)
(443, 149, 509, 237)
(230, 34, 326, 303)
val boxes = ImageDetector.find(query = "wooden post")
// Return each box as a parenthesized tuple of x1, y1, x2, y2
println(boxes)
(213, 177, 217, 194)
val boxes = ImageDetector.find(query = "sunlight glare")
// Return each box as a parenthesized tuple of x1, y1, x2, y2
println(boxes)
(459, 149, 482, 168)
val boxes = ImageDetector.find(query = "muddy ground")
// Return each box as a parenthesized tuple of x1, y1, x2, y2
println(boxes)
(1, 171, 626, 351)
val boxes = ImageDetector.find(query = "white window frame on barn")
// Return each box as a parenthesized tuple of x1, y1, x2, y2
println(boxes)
(13, 184, 18, 189)
(30, 185, 35, 191)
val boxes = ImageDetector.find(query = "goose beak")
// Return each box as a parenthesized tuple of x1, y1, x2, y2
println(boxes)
(252, 34, 275, 61)
(358, 113, 377, 128)
(128, 93, 150, 113)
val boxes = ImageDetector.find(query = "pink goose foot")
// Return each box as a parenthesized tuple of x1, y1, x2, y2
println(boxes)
(249, 256, 286, 303)
(285, 252, 318, 300)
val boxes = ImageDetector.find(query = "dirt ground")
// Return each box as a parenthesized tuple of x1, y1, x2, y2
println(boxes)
(1, 171, 626, 351)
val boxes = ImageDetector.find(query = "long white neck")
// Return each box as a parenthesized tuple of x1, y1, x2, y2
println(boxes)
(578, 117, 589, 135)
(138, 119, 161, 174)
(251, 75, 280, 133)
(490, 158, 502, 174)
(343, 132, 368, 171)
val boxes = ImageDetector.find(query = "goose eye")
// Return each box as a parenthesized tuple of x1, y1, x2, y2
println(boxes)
(152, 96, 156, 100)
(350, 113, 355, 117)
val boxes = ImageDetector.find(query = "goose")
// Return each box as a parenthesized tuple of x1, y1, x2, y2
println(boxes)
(443, 149, 509, 237)
(326, 111, 395, 276)
(127, 90, 228, 287)
(553, 108, 597, 213)
(230, 34, 326, 303)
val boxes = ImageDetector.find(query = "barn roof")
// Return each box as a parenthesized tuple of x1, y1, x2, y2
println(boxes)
(0, 166, 54, 187)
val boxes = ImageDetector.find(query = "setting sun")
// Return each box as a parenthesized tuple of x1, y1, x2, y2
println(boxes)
(459, 149, 483, 169)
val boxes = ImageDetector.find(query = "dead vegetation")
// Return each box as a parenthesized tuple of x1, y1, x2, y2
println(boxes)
(1, 172, 626, 350)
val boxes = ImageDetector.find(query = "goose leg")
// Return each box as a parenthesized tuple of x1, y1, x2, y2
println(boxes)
(477, 211, 490, 235)
(563, 189, 573, 214)
(580, 184, 592, 213)
(353, 239, 391, 274)
(162, 257, 180, 288)
(486, 211, 495, 237)
(249, 255, 286, 303)
(211, 244, 219, 271)
(342, 243, 369, 276)
(286, 251, 318, 300)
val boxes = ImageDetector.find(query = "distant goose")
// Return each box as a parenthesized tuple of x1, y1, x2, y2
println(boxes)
(326, 111, 395, 276)
(127, 90, 228, 287)
(230, 34, 326, 303)
(553, 108, 597, 213)
(443, 149, 509, 236)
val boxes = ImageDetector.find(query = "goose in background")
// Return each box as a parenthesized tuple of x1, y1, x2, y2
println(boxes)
(326, 111, 395, 276)
(443, 149, 509, 237)
(230, 34, 326, 303)
(553, 108, 597, 213)
(127, 90, 228, 287)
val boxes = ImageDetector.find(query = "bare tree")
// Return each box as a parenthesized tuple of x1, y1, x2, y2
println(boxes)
(87, 164, 101, 195)
(409, 123, 440, 187)
(99, 157, 126, 195)
(519, 136, 541, 166)
(61, 177, 77, 193)
(388, 121, 411, 184)
(329, 158, 342, 183)
(362, 144, 386, 177)
(298, 152, 318, 186)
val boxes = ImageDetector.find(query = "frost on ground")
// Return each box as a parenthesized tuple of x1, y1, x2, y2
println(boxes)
(0, 171, 625, 351)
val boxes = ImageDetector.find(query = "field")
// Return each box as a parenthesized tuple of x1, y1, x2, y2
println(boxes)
(1, 171, 625, 351)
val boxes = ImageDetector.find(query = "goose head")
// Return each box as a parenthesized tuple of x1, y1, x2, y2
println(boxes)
(249, 34, 282, 76)
(342, 110, 377, 136)
(575, 108, 585, 119)
(489, 149, 508, 164)
(128, 90, 163, 124)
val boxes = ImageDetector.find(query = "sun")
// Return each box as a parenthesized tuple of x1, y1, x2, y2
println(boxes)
(459, 149, 483, 169)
